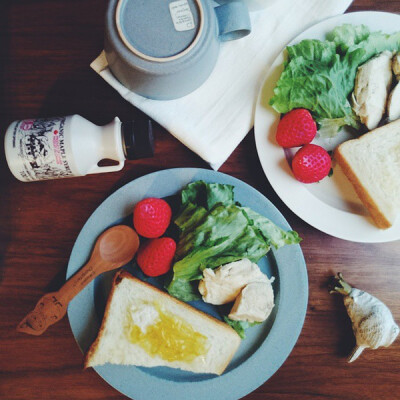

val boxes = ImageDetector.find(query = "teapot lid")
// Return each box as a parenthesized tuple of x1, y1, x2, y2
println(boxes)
(116, 0, 203, 62)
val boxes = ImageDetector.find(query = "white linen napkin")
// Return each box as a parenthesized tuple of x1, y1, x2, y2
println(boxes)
(91, 0, 353, 170)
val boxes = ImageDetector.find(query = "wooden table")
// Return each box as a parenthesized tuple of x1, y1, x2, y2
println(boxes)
(1, 1, 399, 399)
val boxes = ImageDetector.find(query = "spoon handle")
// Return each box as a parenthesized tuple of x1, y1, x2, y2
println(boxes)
(16, 224, 139, 336)
(16, 290, 69, 336)
(57, 258, 107, 303)
(16, 259, 104, 336)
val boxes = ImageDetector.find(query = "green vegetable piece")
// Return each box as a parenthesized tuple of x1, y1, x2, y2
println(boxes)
(224, 316, 261, 339)
(205, 182, 235, 210)
(174, 202, 208, 236)
(166, 278, 201, 302)
(269, 24, 400, 138)
(181, 180, 234, 210)
(166, 180, 301, 339)
(181, 181, 206, 207)
(170, 204, 270, 285)
(326, 24, 370, 54)
(286, 39, 337, 63)
(241, 207, 301, 249)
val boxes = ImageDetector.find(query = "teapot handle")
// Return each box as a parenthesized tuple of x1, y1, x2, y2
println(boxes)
(214, 0, 251, 42)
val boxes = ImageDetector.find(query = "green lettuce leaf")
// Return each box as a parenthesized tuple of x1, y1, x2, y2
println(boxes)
(330, 24, 400, 63)
(224, 317, 261, 339)
(174, 202, 208, 235)
(269, 24, 400, 137)
(166, 278, 201, 302)
(325, 24, 370, 53)
(181, 180, 234, 210)
(242, 207, 301, 249)
(167, 182, 300, 302)
(286, 38, 337, 63)
(166, 181, 301, 336)
(169, 203, 270, 284)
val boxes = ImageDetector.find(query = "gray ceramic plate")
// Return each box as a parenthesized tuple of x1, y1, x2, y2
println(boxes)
(67, 168, 308, 400)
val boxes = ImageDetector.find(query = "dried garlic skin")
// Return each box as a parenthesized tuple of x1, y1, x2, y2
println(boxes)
(344, 288, 399, 350)
(351, 51, 393, 130)
(330, 273, 399, 362)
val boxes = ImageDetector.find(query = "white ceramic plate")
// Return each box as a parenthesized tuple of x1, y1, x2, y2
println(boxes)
(254, 11, 400, 243)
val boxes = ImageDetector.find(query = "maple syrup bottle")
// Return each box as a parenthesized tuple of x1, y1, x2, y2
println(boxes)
(4, 115, 153, 182)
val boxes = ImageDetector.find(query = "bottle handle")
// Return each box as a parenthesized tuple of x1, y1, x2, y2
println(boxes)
(88, 160, 125, 175)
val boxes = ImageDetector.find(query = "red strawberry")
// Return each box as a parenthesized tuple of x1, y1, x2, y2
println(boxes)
(137, 237, 176, 277)
(276, 109, 317, 148)
(291, 144, 331, 183)
(133, 198, 172, 238)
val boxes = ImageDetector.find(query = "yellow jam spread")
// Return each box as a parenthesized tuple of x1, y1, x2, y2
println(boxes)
(127, 303, 209, 362)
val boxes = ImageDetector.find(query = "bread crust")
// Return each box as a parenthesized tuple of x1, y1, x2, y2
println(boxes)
(334, 145, 392, 229)
(83, 270, 122, 368)
(84, 269, 241, 373)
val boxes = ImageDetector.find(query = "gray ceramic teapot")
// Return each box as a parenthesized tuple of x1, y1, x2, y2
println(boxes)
(105, 0, 251, 100)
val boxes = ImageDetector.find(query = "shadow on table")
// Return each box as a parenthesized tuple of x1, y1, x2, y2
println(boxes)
(0, 2, 16, 283)
(326, 273, 356, 357)
(38, 67, 141, 127)
(0, 1, 12, 180)
(38, 66, 209, 190)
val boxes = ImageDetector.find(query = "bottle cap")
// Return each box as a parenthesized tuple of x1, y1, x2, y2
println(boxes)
(122, 118, 154, 160)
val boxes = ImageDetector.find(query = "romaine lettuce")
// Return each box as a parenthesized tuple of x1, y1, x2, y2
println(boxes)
(224, 317, 261, 339)
(166, 181, 300, 302)
(270, 24, 400, 137)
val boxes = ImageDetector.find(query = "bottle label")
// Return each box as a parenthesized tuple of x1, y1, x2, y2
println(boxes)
(11, 117, 74, 181)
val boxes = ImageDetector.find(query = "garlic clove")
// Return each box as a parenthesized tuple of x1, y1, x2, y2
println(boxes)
(330, 273, 399, 363)
(348, 345, 366, 363)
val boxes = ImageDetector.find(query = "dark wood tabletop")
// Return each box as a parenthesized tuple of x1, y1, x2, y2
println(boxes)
(1, 1, 400, 399)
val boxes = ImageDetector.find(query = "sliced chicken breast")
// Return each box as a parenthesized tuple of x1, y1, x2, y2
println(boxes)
(387, 82, 400, 122)
(352, 51, 393, 130)
(228, 281, 275, 323)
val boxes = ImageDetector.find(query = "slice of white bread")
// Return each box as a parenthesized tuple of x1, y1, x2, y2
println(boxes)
(84, 270, 241, 375)
(335, 119, 400, 229)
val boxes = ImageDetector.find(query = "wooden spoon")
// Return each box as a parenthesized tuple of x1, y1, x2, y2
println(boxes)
(17, 225, 140, 336)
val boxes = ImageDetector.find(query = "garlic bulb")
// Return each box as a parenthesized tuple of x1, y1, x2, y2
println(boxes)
(330, 273, 399, 362)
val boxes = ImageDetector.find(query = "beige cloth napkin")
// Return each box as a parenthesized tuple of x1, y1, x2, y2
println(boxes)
(91, 0, 353, 170)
